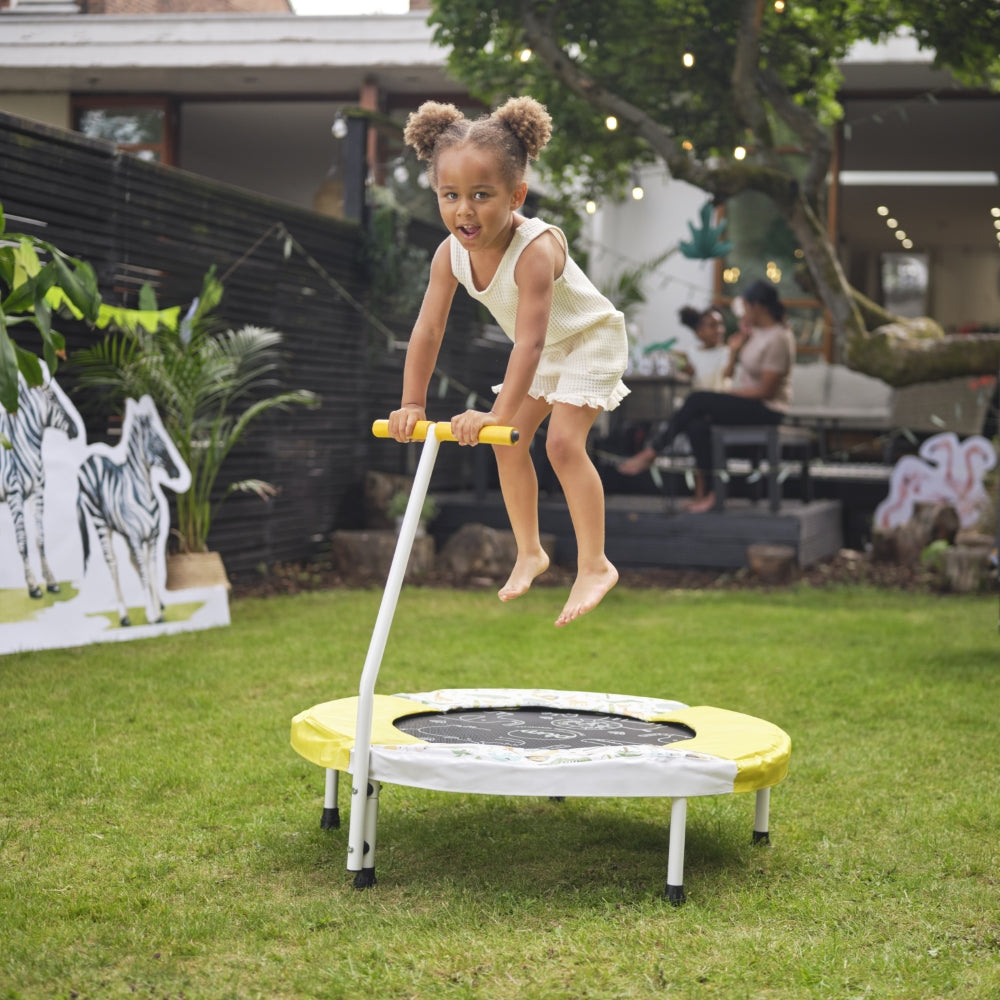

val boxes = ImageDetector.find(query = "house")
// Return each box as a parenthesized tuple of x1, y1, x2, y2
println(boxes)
(2, 0, 997, 355)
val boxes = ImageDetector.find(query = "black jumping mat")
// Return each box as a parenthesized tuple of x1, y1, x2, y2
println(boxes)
(393, 707, 696, 750)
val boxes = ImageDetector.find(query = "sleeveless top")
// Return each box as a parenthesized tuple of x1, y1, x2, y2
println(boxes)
(449, 216, 625, 348)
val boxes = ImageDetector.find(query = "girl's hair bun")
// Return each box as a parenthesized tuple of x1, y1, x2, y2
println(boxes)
(679, 306, 701, 331)
(492, 96, 552, 160)
(403, 101, 467, 161)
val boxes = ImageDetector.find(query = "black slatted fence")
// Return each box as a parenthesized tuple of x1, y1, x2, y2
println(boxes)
(1, 111, 503, 574)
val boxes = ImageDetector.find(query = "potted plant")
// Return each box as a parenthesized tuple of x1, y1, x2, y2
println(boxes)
(386, 489, 438, 537)
(70, 268, 318, 586)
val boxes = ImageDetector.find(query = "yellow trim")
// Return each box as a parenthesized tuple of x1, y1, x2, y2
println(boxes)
(651, 706, 791, 793)
(290, 695, 433, 770)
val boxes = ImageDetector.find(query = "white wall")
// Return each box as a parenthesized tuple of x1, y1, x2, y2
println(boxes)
(585, 164, 716, 364)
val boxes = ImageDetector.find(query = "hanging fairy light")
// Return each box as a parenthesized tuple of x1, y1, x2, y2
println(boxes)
(518, 48, 533, 63)
(734, 145, 747, 160)
(585, 200, 597, 215)
(774, 0, 786, 11)
(605, 115, 618, 131)
(682, 52, 695, 68)
(631, 180, 645, 201)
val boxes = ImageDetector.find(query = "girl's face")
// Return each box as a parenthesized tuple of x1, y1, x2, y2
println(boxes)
(696, 310, 724, 348)
(435, 143, 527, 254)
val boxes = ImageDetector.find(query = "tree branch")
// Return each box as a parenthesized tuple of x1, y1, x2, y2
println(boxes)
(731, 0, 776, 163)
(757, 68, 832, 203)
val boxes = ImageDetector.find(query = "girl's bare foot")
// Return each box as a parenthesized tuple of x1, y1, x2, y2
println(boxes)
(685, 492, 717, 513)
(555, 561, 619, 627)
(498, 550, 550, 602)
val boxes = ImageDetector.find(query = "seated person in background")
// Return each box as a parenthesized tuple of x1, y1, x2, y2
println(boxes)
(673, 305, 730, 390)
(618, 279, 795, 512)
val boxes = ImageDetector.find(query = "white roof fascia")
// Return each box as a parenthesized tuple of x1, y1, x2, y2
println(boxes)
(0, 12, 443, 72)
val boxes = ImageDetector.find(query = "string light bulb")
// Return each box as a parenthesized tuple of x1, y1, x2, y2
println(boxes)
(734, 145, 747, 160)
(682, 52, 695, 68)
(605, 115, 618, 131)
(585, 200, 597, 215)
(774, 0, 786, 11)
(631, 182, 645, 201)
(519, 48, 533, 63)
(877, 205, 889, 216)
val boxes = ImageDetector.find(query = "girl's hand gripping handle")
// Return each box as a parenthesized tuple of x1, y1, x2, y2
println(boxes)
(372, 419, 519, 446)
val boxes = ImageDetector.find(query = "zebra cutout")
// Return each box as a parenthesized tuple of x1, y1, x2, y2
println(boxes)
(77, 396, 190, 627)
(0, 373, 82, 598)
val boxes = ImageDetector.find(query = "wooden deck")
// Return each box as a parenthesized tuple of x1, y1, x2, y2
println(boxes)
(433, 492, 843, 571)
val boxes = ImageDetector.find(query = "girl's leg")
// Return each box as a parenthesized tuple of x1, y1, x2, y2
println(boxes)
(492, 394, 554, 602)
(545, 401, 618, 627)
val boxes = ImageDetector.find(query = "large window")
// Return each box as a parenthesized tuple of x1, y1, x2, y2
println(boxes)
(74, 97, 174, 164)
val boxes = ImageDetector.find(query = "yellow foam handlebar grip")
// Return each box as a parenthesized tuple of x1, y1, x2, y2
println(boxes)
(372, 419, 519, 445)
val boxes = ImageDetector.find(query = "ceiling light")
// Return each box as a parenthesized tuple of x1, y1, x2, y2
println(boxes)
(876, 205, 889, 216)
(901, 239, 913, 249)
(886, 218, 898, 228)
(840, 170, 1000, 186)
(992, 207, 1000, 217)
(895, 230, 907, 240)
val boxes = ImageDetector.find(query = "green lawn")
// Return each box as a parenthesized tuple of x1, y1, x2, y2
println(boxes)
(1, 584, 998, 999)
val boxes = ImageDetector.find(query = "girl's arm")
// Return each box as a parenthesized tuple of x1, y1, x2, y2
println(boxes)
(388, 240, 458, 442)
(450, 235, 556, 444)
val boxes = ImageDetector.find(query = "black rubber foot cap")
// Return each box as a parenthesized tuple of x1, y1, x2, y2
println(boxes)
(320, 807, 340, 830)
(353, 867, 376, 889)
(666, 884, 686, 905)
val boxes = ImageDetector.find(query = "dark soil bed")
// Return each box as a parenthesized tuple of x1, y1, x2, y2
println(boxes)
(229, 549, 943, 600)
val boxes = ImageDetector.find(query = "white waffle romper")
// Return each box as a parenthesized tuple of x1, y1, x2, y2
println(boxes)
(449, 216, 630, 412)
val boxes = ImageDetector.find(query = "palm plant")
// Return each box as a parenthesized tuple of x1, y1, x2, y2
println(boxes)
(70, 269, 318, 554)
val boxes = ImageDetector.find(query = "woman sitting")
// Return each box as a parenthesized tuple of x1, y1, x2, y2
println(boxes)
(619, 279, 795, 512)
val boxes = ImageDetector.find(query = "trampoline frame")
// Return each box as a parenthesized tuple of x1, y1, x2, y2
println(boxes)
(292, 421, 791, 903)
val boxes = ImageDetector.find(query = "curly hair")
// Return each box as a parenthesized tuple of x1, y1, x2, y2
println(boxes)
(679, 305, 722, 332)
(403, 96, 553, 190)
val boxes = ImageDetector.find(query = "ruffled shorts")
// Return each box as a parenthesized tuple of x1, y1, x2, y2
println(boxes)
(493, 320, 630, 413)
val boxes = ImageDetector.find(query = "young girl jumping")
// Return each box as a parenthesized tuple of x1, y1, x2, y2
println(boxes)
(387, 96, 629, 627)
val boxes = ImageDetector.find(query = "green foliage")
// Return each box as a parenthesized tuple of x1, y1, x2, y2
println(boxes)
(69, 269, 319, 553)
(429, 0, 1000, 367)
(363, 195, 431, 323)
(430, 0, 998, 201)
(1, 586, 998, 998)
(0, 203, 100, 412)
(387, 489, 439, 523)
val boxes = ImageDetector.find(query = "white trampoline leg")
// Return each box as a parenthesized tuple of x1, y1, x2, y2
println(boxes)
(321, 768, 340, 830)
(665, 797, 687, 905)
(352, 778, 380, 889)
(753, 787, 771, 845)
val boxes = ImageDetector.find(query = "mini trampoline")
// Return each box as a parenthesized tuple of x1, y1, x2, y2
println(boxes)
(291, 421, 792, 903)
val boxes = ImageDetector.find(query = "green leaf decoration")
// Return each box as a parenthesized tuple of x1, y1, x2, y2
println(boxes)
(679, 202, 733, 260)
